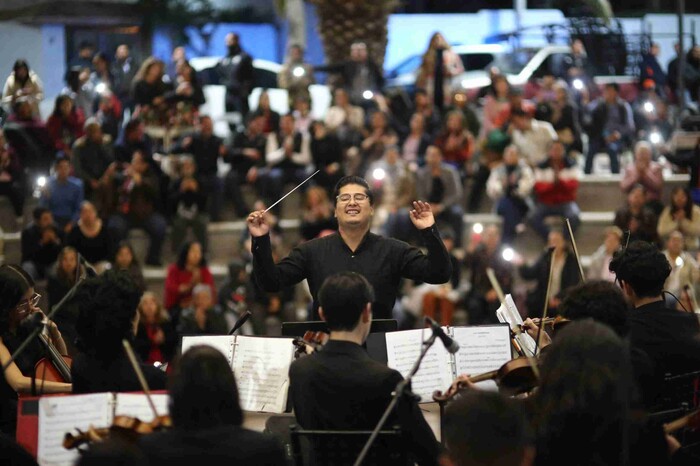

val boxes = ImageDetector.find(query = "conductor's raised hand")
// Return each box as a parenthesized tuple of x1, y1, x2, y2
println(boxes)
(409, 200, 435, 230)
(247, 210, 270, 237)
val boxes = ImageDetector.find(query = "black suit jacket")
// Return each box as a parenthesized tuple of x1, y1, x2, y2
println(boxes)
(140, 425, 287, 466)
(289, 340, 439, 466)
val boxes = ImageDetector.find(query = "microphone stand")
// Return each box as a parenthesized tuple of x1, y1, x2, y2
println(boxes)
(2, 272, 87, 374)
(352, 332, 437, 466)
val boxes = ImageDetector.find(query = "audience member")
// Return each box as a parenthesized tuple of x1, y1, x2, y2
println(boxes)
(510, 106, 557, 167)
(278, 44, 315, 106)
(114, 117, 154, 165)
(89, 52, 113, 92)
(46, 94, 85, 156)
(657, 186, 700, 250)
(177, 284, 228, 335)
(21, 207, 62, 280)
(39, 156, 83, 232)
(164, 241, 215, 312)
(216, 32, 254, 117)
(66, 201, 114, 269)
(420, 229, 462, 326)
(72, 118, 114, 202)
(69, 41, 95, 71)
(614, 184, 659, 245)
(434, 110, 474, 174)
(480, 74, 511, 140)
(360, 110, 398, 170)
(166, 46, 186, 83)
(0, 128, 26, 226)
(111, 44, 138, 112)
(325, 87, 364, 149)
(317, 41, 384, 108)
(2, 59, 44, 118)
(291, 96, 313, 134)
(587, 226, 623, 282)
(47, 246, 81, 353)
(134, 292, 177, 365)
(111, 241, 146, 293)
(62, 66, 96, 119)
(620, 141, 663, 212)
(412, 88, 443, 137)
(486, 144, 534, 244)
(549, 81, 583, 154)
(218, 260, 256, 334)
(168, 156, 208, 253)
(4, 98, 53, 172)
(663, 230, 700, 308)
(310, 119, 344, 193)
(529, 140, 580, 241)
(401, 113, 432, 169)
(131, 57, 172, 124)
(368, 145, 416, 236)
(300, 186, 337, 241)
(416, 33, 464, 108)
(250, 90, 280, 135)
(445, 89, 480, 138)
(225, 113, 267, 217)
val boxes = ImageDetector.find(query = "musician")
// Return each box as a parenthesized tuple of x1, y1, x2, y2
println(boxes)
(139, 345, 286, 466)
(609, 241, 700, 385)
(441, 391, 534, 466)
(248, 175, 452, 319)
(71, 270, 166, 394)
(288, 272, 440, 465)
(0, 264, 71, 437)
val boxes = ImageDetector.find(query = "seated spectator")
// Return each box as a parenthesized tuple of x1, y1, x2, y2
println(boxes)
(587, 226, 623, 283)
(4, 98, 53, 172)
(529, 140, 580, 241)
(585, 83, 635, 174)
(663, 231, 699, 309)
(278, 43, 315, 106)
(479, 74, 511, 140)
(549, 81, 583, 154)
(486, 144, 534, 245)
(218, 259, 256, 334)
(89, 52, 113, 92)
(300, 186, 337, 241)
(131, 57, 172, 124)
(310, 120, 344, 194)
(640, 42, 667, 95)
(614, 184, 659, 245)
(441, 391, 533, 466)
(324, 87, 364, 149)
(291, 96, 313, 135)
(263, 113, 311, 214)
(657, 186, 700, 250)
(94, 92, 121, 142)
(467, 128, 509, 213)
(114, 118, 154, 165)
(48, 246, 81, 352)
(46, 95, 85, 157)
(620, 141, 663, 213)
(520, 231, 581, 316)
(2, 59, 44, 118)
(61, 66, 96, 119)
(360, 110, 398, 170)
(177, 284, 228, 335)
(464, 225, 513, 325)
(21, 207, 62, 280)
(164, 241, 215, 313)
(0, 128, 26, 226)
(168, 157, 208, 254)
(420, 229, 462, 326)
(39, 156, 83, 232)
(166, 61, 205, 115)
(107, 150, 166, 266)
(111, 44, 138, 113)
(434, 110, 473, 174)
(412, 88, 442, 137)
(250, 90, 280, 135)
(66, 201, 113, 270)
(134, 292, 177, 365)
(415, 145, 463, 247)
(224, 114, 267, 217)
(139, 345, 286, 466)
(510, 106, 557, 167)
(367, 145, 415, 235)
(172, 115, 224, 221)
(444, 89, 480, 140)
(72, 118, 114, 202)
(112, 241, 146, 293)
(401, 113, 432, 169)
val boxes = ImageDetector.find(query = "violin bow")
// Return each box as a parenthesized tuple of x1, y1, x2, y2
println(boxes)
(122, 339, 159, 421)
(565, 218, 586, 283)
(534, 247, 556, 357)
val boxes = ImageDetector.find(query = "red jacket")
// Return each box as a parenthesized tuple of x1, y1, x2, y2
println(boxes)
(533, 159, 579, 205)
(164, 264, 216, 310)
(46, 110, 85, 153)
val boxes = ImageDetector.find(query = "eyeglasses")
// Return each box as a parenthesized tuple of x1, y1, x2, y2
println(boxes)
(16, 293, 41, 313)
(337, 193, 369, 203)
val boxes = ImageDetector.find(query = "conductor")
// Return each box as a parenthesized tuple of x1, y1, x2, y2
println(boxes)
(247, 175, 452, 319)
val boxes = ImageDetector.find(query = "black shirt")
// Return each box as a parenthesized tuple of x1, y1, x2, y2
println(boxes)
(71, 352, 167, 394)
(252, 226, 451, 319)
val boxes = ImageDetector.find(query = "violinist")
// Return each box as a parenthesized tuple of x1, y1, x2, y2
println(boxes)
(139, 345, 286, 466)
(71, 270, 166, 394)
(288, 272, 440, 465)
(0, 264, 71, 437)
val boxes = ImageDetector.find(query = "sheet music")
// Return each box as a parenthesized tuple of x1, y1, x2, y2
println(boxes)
(231, 336, 294, 413)
(181, 335, 234, 365)
(496, 294, 537, 357)
(385, 329, 453, 403)
(114, 393, 170, 422)
(452, 325, 512, 391)
(37, 393, 113, 466)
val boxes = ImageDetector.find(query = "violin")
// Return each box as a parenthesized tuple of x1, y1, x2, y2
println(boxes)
(433, 357, 538, 402)
(63, 415, 172, 450)
(293, 330, 328, 357)
(518, 316, 571, 333)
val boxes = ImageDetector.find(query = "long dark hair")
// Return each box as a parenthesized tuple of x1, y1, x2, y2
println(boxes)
(169, 345, 243, 429)
(51, 94, 75, 119)
(533, 320, 634, 466)
(0, 265, 34, 335)
(176, 241, 206, 270)
(12, 59, 30, 87)
(56, 246, 79, 286)
(670, 186, 693, 220)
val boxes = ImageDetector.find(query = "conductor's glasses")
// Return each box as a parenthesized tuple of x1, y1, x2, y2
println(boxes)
(337, 193, 369, 203)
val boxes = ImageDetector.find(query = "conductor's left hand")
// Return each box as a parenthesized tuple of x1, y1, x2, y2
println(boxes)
(409, 200, 435, 230)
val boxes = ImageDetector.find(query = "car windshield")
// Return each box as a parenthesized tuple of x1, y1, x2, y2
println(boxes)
(489, 49, 538, 75)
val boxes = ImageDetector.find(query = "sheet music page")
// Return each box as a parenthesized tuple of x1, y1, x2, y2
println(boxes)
(38, 393, 113, 466)
(181, 335, 234, 365)
(495, 295, 537, 357)
(114, 393, 169, 422)
(231, 336, 295, 413)
(385, 329, 452, 403)
(452, 325, 512, 391)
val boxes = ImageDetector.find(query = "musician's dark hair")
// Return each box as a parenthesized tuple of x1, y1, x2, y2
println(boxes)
(333, 176, 374, 206)
(318, 272, 375, 331)
(559, 280, 630, 337)
(169, 345, 243, 429)
(0, 265, 35, 334)
(176, 241, 206, 270)
(73, 270, 141, 361)
(608, 241, 670, 298)
(444, 390, 532, 466)
(533, 320, 634, 466)
(76, 438, 147, 466)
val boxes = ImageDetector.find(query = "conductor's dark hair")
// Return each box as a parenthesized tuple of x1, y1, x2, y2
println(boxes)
(0, 265, 34, 334)
(73, 270, 141, 361)
(533, 320, 634, 466)
(444, 390, 532, 466)
(609, 241, 671, 298)
(169, 345, 243, 429)
(318, 272, 375, 331)
(559, 280, 630, 337)
(333, 176, 374, 206)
